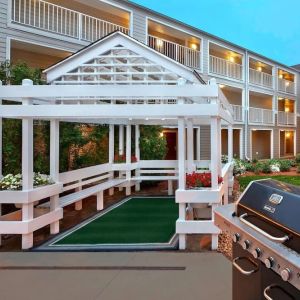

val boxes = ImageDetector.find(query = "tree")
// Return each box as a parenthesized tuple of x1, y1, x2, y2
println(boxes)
(140, 126, 167, 160)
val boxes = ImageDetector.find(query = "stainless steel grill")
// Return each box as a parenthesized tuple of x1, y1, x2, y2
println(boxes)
(214, 179, 300, 300)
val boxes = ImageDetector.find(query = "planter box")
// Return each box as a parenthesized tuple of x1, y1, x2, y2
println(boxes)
(176, 185, 223, 204)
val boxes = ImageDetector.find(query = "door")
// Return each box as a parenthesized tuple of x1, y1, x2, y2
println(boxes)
(165, 131, 177, 160)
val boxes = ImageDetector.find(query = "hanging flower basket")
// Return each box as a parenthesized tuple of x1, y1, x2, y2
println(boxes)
(186, 172, 223, 189)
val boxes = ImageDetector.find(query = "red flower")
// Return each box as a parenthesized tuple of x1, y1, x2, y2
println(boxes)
(186, 172, 223, 188)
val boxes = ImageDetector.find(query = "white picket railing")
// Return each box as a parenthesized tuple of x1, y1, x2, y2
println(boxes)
(209, 55, 243, 80)
(277, 111, 296, 126)
(249, 68, 273, 88)
(278, 78, 295, 94)
(249, 107, 274, 124)
(231, 104, 244, 122)
(148, 35, 201, 69)
(11, 0, 129, 41)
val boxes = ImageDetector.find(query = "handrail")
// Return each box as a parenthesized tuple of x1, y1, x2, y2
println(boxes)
(148, 35, 201, 69)
(11, 0, 129, 41)
(249, 68, 273, 88)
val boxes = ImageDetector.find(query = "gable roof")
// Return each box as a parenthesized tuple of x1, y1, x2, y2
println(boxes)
(44, 31, 204, 84)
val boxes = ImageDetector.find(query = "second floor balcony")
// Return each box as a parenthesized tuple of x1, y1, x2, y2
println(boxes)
(209, 43, 243, 81)
(148, 35, 201, 70)
(249, 58, 273, 89)
(278, 70, 295, 94)
(11, 0, 130, 43)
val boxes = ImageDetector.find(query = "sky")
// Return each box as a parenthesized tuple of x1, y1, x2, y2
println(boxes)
(131, 0, 300, 66)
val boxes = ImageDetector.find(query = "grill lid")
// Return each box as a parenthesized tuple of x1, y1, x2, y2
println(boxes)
(236, 179, 300, 235)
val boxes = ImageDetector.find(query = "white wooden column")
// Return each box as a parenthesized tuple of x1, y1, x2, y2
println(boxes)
(126, 125, 131, 196)
(119, 125, 124, 191)
(21, 79, 34, 249)
(0, 97, 2, 246)
(178, 117, 186, 250)
(228, 125, 233, 163)
(50, 119, 60, 233)
(186, 119, 194, 173)
(210, 116, 221, 250)
(196, 127, 201, 161)
(119, 125, 124, 155)
(135, 125, 140, 192)
(108, 124, 114, 196)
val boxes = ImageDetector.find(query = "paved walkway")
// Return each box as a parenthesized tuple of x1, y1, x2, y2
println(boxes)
(0, 252, 231, 300)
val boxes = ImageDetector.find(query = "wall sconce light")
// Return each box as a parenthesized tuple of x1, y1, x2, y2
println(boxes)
(284, 107, 290, 112)
(160, 132, 164, 138)
(191, 43, 197, 50)
(229, 56, 235, 63)
(156, 39, 163, 47)
(219, 84, 225, 89)
(285, 81, 290, 87)
(279, 74, 283, 79)
(286, 132, 291, 138)
(257, 66, 262, 72)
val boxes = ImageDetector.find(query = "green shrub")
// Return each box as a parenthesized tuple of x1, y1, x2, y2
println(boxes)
(279, 160, 291, 172)
(261, 162, 272, 174)
(295, 154, 300, 164)
(253, 162, 263, 175)
(245, 162, 255, 172)
(290, 159, 297, 167)
(297, 165, 300, 174)
(252, 158, 258, 164)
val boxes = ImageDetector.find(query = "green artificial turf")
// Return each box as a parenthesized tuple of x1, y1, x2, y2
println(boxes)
(238, 175, 300, 191)
(55, 197, 178, 245)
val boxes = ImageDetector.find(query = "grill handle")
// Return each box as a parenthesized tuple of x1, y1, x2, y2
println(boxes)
(264, 284, 294, 300)
(239, 213, 289, 243)
(233, 257, 258, 276)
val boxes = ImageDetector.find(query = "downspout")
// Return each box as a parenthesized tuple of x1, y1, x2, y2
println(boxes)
(244, 50, 251, 161)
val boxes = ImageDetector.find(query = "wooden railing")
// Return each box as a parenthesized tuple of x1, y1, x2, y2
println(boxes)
(249, 107, 274, 124)
(249, 68, 273, 88)
(209, 55, 243, 80)
(278, 78, 295, 94)
(11, 0, 129, 41)
(277, 111, 296, 126)
(148, 35, 201, 69)
(231, 104, 244, 122)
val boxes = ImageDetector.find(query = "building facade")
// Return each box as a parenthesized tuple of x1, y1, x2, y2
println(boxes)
(1, 0, 299, 160)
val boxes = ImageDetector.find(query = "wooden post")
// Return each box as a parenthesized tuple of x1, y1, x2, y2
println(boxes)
(96, 191, 104, 211)
(196, 127, 201, 161)
(50, 119, 60, 234)
(228, 125, 233, 163)
(186, 119, 194, 173)
(135, 124, 140, 192)
(126, 125, 131, 196)
(168, 180, 173, 196)
(178, 117, 186, 250)
(108, 124, 114, 196)
(21, 79, 34, 249)
(210, 116, 222, 250)
(119, 125, 124, 191)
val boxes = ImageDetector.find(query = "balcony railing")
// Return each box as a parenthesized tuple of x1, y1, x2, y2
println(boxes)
(249, 68, 273, 88)
(148, 35, 201, 69)
(249, 107, 274, 125)
(209, 55, 243, 80)
(11, 0, 129, 42)
(231, 104, 244, 122)
(278, 78, 295, 94)
(278, 111, 296, 126)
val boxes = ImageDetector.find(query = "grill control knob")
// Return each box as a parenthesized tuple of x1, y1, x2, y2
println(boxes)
(232, 233, 240, 243)
(281, 268, 291, 281)
(252, 248, 262, 259)
(265, 257, 274, 269)
(242, 240, 251, 250)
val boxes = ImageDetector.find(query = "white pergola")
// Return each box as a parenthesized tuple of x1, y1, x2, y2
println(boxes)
(0, 32, 234, 250)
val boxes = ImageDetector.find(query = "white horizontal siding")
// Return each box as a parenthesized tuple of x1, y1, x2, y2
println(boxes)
(132, 9, 146, 43)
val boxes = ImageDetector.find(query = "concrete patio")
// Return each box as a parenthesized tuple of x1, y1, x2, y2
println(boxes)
(0, 252, 231, 300)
